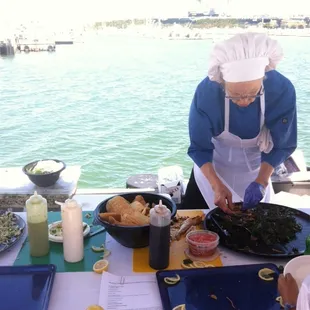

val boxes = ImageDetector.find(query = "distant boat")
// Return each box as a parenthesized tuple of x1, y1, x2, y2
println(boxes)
(55, 40, 73, 45)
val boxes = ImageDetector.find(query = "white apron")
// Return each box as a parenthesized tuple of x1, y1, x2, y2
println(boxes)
(194, 93, 274, 209)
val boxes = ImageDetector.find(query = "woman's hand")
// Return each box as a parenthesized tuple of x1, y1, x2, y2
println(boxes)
(213, 182, 235, 214)
(278, 273, 299, 308)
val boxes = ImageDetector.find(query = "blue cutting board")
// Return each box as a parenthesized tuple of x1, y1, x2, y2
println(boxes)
(0, 264, 56, 310)
(157, 263, 282, 310)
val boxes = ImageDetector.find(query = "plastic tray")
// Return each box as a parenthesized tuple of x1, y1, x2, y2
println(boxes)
(156, 263, 281, 310)
(0, 264, 56, 310)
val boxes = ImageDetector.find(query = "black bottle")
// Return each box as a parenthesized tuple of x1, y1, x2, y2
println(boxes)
(149, 200, 171, 270)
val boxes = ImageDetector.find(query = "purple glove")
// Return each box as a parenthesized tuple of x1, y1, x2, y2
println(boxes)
(242, 182, 266, 210)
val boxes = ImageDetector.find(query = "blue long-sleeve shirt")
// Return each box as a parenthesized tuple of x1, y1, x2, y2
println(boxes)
(188, 70, 297, 168)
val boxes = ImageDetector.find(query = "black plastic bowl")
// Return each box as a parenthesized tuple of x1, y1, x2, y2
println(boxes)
(22, 159, 66, 187)
(93, 192, 177, 248)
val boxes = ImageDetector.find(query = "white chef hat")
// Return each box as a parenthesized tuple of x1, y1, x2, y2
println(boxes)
(297, 275, 310, 310)
(208, 32, 283, 83)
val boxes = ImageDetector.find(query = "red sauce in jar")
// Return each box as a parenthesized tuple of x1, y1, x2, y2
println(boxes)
(189, 233, 217, 243)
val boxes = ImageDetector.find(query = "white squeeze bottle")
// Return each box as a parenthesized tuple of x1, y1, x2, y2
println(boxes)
(61, 199, 84, 263)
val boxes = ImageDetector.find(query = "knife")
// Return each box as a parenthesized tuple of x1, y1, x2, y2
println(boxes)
(86, 227, 106, 239)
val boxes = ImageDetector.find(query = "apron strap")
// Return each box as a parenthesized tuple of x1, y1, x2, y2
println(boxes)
(260, 88, 265, 129)
(224, 97, 230, 132)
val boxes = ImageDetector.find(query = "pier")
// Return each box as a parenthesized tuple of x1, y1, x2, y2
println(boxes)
(16, 41, 56, 53)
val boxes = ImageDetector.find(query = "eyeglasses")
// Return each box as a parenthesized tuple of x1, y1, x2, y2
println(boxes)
(224, 86, 264, 101)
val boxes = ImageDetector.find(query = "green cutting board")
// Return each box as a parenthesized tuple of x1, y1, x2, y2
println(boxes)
(14, 211, 106, 272)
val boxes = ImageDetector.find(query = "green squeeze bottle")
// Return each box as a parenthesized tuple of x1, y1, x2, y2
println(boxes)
(26, 191, 49, 257)
(304, 236, 310, 255)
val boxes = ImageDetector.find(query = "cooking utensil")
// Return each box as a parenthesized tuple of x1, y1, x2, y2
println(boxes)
(86, 227, 106, 239)
(210, 214, 230, 237)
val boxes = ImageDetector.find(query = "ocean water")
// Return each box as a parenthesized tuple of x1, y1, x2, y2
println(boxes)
(0, 35, 310, 188)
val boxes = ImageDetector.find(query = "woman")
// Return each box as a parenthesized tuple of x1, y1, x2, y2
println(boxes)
(182, 32, 297, 213)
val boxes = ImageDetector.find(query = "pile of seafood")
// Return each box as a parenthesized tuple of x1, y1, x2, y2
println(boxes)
(170, 215, 203, 241)
(215, 204, 302, 246)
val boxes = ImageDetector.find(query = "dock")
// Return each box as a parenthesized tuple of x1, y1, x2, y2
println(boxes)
(16, 41, 56, 53)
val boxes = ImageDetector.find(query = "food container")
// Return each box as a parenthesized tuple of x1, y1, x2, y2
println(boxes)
(186, 230, 219, 257)
(22, 159, 66, 187)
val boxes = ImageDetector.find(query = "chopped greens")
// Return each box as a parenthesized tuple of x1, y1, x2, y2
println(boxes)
(0, 212, 22, 245)
(49, 223, 63, 237)
(216, 205, 302, 246)
(50, 222, 87, 237)
(27, 160, 63, 175)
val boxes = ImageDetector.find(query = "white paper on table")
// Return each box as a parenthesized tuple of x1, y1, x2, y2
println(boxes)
(99, 272, 163, 310)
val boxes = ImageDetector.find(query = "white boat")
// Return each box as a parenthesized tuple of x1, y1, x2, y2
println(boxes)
(271, 149, 310, 196)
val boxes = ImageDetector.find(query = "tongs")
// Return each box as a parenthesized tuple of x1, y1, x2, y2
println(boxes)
(211, 213, 252, 239)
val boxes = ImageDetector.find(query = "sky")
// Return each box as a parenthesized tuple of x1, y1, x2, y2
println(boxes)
(0, 0, 310, 25)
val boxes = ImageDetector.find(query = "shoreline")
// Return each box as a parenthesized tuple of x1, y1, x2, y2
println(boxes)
(84, 26, 310, 41)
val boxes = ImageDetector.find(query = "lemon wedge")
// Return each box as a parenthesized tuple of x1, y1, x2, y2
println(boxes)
(181, 262, 194, 269)
(93, 259, 109, 274)
(172, 304, 186, 310)
(258, 268, 275, 281)
(276, 296, 284, 308)
(86, 305, 104, 310)
(91, 245, 105, 253)
(164, 274, 180, 285)
(100, 250, 111, 259)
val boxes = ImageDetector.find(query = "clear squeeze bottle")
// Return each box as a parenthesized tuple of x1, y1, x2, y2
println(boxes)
(149, 200, 171, 270)
(26, 191, 49, 257)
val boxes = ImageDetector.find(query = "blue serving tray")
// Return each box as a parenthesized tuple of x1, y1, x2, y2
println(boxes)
(156, 263, 281, 310)
(0, 264, 56, 310)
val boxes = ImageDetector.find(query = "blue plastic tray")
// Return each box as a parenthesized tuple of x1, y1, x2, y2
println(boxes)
(0, 264, 56, 310)
(156, 263, 281, 310)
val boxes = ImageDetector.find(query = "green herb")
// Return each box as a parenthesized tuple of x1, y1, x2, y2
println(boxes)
(0, 212, 22, 244)
(183, 259, 193, 265)
(218, 205, 302, 246)
(50, 222, 87, 237)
